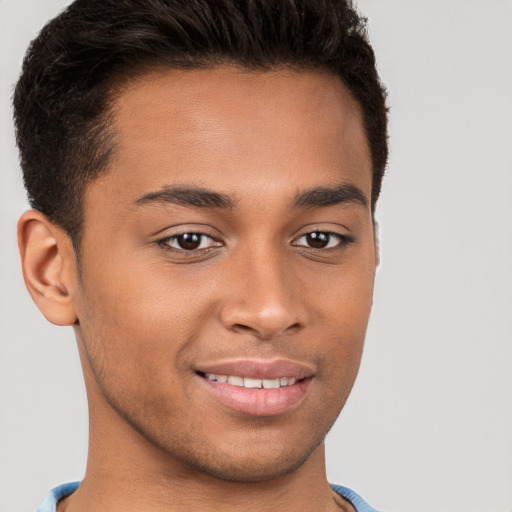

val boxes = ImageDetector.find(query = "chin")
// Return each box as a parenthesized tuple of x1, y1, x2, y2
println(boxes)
(186, 450, 312, 483)
(167, 431, 325, 483)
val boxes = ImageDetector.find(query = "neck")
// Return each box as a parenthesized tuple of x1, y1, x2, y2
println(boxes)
(69, 448, 339, 512)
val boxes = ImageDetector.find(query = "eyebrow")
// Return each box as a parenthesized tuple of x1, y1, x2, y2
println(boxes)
(134, 183, 368, 211)
(135, 186, 234, 209)
(293, 183, 368, 209)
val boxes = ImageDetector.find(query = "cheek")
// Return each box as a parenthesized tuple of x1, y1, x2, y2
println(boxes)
(74, 261, 204, 384)
(312, 255, 375, 388)
(79, 253, 211, 334)
(75, 257, 240, 417)
(307, 248, 376, 329)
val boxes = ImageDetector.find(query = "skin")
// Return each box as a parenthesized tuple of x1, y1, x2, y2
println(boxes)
(18, 67, 377, 512)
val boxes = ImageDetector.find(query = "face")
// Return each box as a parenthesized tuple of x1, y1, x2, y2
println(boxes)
(72, 67, 377, 482)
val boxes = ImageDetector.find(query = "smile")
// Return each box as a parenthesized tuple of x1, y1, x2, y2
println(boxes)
(204, 374, 297, 389)
(195, 359, 314, 416)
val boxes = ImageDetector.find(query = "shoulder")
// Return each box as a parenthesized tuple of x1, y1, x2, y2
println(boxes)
(36, 482, 80, 512)
(330, 483, 382, 512)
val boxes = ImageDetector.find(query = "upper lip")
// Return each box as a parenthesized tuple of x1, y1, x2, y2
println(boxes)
(195, 358, 315, 380)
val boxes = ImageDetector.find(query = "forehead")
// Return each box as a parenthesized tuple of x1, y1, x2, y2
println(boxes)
(92, 66, 371, 206)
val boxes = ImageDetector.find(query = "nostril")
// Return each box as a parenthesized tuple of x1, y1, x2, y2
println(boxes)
(231, 322, 301, 340)
(220, 297, 305, 340)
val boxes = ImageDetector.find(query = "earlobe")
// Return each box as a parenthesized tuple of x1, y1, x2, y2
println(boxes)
(17, 210, 79, 326)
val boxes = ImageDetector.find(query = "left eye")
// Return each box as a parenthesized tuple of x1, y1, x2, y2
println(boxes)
(161, 233, 221, 251)
(293, 231, 344, 249)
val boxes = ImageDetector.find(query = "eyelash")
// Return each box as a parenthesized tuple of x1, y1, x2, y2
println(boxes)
(157, 230, 354, 254)
(158, 232, 222, 252)
(292, 231, 354, 250)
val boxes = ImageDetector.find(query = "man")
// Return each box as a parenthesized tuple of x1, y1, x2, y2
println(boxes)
(14, 0, 388, 511)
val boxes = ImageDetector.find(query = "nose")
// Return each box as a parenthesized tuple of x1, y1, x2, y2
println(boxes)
(219, 250, 306, 340)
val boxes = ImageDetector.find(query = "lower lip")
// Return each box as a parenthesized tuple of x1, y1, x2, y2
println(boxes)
(199, 376, 311, 416)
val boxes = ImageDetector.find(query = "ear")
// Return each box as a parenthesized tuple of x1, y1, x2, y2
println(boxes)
(17, 209, 79, 326)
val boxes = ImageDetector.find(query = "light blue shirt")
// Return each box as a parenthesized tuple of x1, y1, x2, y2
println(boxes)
(37, 481, 381, 512)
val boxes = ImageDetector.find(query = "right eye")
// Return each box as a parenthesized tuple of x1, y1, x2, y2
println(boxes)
(159, 233, 222, 251)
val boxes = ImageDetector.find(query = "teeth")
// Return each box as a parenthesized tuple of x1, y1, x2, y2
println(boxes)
(243, 377, 262, 388)
(204, 373, 298, 388)
(227, 375, 244, 386)
(262, 378, 280, 389)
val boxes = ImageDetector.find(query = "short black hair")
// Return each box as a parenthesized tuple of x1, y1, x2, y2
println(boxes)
(13, 0, 388, 247)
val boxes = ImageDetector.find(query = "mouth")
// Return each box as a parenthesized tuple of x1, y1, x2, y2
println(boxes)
(195, 359, 314, 416)
(201, 373, 298, 389)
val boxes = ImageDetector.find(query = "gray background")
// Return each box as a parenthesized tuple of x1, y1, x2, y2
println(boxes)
(1, 1, 511, 511)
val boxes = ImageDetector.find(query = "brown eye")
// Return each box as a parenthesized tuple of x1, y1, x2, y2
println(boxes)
(161, 233, 221, 251)
(306, 232, 330, 248)
(294, 231, 347, 249)
(177, 233, 202, 250)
